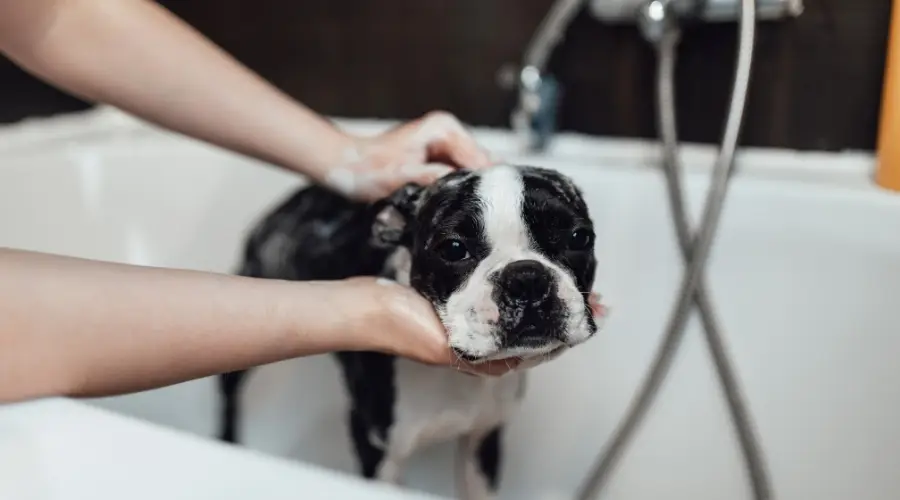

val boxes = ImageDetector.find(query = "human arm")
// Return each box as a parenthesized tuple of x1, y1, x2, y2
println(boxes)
(0, 248, 515, 403)
(0, 0, 512, 401)
(0, 0, 492, 201)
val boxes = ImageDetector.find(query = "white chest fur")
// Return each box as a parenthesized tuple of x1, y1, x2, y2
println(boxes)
(386, 358, 525, 459)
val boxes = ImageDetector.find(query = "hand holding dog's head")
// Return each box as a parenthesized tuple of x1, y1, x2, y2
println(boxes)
(370, 165, 603, 367)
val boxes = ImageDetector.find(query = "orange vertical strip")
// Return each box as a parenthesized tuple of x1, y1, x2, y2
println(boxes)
(876, 0, 900, 191)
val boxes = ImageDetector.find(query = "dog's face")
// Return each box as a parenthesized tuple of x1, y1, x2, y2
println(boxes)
(372, 164, 600, 364)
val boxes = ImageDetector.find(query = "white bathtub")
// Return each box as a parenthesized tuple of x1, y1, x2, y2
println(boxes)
(1, 107, 899, 500)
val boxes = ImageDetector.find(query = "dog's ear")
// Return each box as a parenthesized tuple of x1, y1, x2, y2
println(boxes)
(371, 183, 424, 248)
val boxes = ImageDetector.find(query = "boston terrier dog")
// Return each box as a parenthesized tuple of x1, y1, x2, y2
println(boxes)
(217, 164, 603, 499)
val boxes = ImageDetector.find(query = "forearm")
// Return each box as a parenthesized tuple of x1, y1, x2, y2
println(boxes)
(0, 0, 350, 182)
(0, 248, 366, 402)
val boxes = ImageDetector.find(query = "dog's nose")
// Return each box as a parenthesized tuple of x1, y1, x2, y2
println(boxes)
(499, 259, 553, 304)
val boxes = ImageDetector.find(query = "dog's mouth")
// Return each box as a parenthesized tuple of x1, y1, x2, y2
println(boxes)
(445, 289, 605, 367)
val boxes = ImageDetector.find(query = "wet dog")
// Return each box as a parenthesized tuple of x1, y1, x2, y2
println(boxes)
(217, 164, 602, 499)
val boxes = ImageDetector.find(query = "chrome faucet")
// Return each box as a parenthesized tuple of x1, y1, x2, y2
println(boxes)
(500, 0, 803, 153)
(499, 0, 585, 153)
(509, 66, 561, 153)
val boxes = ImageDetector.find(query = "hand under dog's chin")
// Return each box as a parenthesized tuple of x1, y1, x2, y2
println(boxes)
(487, 342, 565, 361)
(516, 345, 570, 370)
(451, 340, 570, 371)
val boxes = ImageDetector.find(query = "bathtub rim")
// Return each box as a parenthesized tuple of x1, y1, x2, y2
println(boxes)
(0, 105, 888, 199)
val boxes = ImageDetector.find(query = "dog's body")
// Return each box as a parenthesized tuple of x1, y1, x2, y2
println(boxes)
(218, 164, 600, 499)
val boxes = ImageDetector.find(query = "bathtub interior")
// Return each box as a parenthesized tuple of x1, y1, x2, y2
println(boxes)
(0, 399, 440, 500)
(1, 108, 900, 499)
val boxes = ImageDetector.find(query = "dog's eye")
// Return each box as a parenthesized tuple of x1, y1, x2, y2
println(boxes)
(436, 239, 470, 262)
(568, 228, 594, 251)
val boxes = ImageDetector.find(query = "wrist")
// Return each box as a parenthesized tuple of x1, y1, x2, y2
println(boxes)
(333, 278, 393, 352)
(286, 123, 359, 186)
(277, 278, 384, 354)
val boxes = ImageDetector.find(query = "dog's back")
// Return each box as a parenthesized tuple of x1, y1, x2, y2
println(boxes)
(236, 184, 388, 282)
(218, 184, 398, 445)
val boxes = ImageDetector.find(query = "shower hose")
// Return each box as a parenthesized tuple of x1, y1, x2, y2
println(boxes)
(575, 0, 773, 499)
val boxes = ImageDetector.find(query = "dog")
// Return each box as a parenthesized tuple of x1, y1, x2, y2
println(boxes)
(217, 164, 602, 499)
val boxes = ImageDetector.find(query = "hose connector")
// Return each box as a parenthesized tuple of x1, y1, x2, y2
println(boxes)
(637, 0, 681, 45)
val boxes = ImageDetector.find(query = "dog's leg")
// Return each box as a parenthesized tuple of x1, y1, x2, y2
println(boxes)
(348, 412, 411, 485)
(455, 426, 503, 500)
(349, 409, 412, 485)
(348, 408, 391, 480)
(218, 369, 249, 443)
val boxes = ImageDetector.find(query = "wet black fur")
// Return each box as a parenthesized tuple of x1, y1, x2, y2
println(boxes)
(216, 184, 403, 470)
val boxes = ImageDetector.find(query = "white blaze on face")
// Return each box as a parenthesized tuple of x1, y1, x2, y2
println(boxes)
(441, 165, 593, 360)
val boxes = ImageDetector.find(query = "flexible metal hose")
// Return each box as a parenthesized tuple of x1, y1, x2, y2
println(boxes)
(655, 25, 772, 500)
(574, 0, 762, 498)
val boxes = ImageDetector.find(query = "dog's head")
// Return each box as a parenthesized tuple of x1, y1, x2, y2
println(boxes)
(371, 164, 600, 365)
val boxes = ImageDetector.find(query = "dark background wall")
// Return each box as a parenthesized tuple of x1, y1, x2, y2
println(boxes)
(0, 0, 893, 152)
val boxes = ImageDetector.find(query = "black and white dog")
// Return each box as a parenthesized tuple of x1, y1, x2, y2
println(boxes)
(217, 164, 603, 499)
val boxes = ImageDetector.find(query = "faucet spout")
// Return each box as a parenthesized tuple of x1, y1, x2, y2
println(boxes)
(504, 0, 585, 153)
(511, 66, 561, 153)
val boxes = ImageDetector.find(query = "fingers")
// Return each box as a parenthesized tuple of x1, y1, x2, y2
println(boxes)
(589, 292, 608, 318)
(417, 338, 519, 377)
(398, 162, 455, 186)
(461, 359, 522, 377)
(426, 132, 493, 171)
(334, 111, 498, 201)
(430, 346, 522, 377)
(446, 358, 522, 377)
(413, 111, 494, 170)
(343, 163, 454, 201)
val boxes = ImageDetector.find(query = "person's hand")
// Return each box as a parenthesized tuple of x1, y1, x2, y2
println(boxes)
(324, 111, 495, 202)
(339, 276, 518, 376)
(589, 291, 607, 318)
(341, 277, 607, 377)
